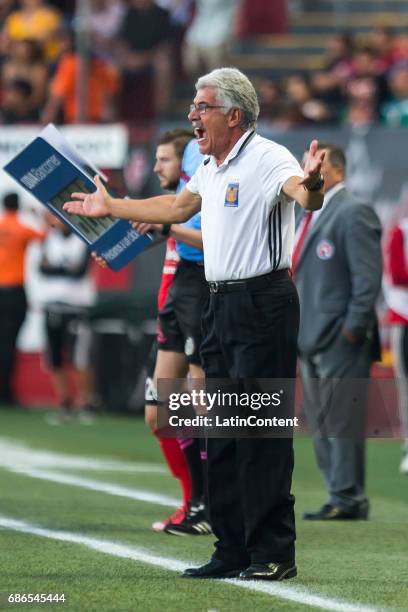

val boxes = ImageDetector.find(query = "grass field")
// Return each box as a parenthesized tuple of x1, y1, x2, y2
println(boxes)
(0, 407, 407, 612)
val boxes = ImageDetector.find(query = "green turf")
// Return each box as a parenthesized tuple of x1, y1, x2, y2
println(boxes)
(0, 407, 407, 611)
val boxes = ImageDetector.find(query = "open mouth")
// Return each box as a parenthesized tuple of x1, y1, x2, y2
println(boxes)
(194, 127, 207, 143)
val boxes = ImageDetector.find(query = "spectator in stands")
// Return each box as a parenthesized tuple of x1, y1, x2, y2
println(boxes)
(316, 33, 354, 117)
(285, 74, 333, 124)
(323, 31, 354, 81)
(0, 78, 40, 123)
(344, 77, 378, 128)
(41, 32, 120, 124)
(156, 0, 194, 77)
(39, 213, 96, 425)
(371, 26, 399, 73)
(394, 33, 408, 64)
(349, 46, 390, 114)
(269, 100, 307, 132)
(89, 0, 126, 61)
(383, 214, 408, 474)
(115, 0, 173, 121)
(1, 39, 48, 112)
(0, 192, 45, 406)
(381, 64, 408, 127)
(182, 0, 237, 78)
(310, 71, 346, 123)
(2, 0, 63, 64)
(257, 78, 283, 123)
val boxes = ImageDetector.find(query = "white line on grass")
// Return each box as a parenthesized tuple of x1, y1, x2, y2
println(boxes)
(0, 516, 380, 612)
(10, 468, 179, 507)
(0, 438, 167, 473)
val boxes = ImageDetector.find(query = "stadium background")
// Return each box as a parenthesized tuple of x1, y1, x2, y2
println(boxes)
(1, 0, 408, 411)
(1, 3, 408, 610)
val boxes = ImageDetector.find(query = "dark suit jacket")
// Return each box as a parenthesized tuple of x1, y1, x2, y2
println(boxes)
(295, 186, 382, 358)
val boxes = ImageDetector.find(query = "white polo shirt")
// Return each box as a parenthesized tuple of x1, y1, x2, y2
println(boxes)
(186, 130, 304, 281)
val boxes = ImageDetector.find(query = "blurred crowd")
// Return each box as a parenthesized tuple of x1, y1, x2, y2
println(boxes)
(5, 0, 408, 129)
(258, 29, 408, 130)
(0, 0, 287, 125)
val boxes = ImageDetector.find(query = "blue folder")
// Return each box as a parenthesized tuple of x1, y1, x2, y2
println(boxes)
(3, 125, 152, 271)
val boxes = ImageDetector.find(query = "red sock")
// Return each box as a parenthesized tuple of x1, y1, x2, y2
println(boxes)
(154, 432, 191, 507)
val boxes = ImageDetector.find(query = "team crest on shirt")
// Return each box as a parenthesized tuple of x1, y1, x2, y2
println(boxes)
(224, 182, 239, 207)
(316, 239, 335, 260)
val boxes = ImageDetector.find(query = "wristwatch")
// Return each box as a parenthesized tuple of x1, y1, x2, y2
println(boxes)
(304, 174, 325, 192)
(161, 224, 172, 236)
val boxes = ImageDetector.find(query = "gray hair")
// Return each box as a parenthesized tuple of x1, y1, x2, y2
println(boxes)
(196, 67, 260, 130)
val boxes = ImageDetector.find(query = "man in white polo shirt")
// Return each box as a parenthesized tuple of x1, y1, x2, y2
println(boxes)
(63, 67, 325, 581)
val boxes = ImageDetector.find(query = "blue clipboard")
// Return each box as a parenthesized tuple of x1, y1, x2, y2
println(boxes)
(3, 124, 152, 271)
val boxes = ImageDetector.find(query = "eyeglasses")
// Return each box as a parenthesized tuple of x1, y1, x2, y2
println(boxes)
(189, 103, 227, 115)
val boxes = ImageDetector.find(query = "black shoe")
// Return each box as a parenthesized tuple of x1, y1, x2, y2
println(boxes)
(302, 503, 333, 520)
(303, 501, 369, 521)
(182, 559, 246, 579)
(164, 500, 212, 536)
(239, 561, 297, 581)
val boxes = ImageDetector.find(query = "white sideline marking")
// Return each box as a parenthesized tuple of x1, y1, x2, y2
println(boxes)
(10, 468, 179, 508)
(0, 516, 380, 612)
(0, 438, 167, 473)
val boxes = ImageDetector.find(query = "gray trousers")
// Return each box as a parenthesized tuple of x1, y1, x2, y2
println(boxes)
(300, 331, 373, 510)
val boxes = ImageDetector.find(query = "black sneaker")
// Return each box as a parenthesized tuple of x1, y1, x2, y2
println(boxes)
(164, 500, 212, 536)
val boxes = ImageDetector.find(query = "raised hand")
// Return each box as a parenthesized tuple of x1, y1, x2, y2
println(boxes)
(301, 139, 325, 189)
(63, 175, 111, 218)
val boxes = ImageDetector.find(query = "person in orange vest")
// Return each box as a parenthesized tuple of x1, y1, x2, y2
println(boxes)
(0, 192, 44, 405)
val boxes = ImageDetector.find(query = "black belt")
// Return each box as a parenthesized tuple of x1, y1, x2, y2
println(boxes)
(208, 269, 289, 293)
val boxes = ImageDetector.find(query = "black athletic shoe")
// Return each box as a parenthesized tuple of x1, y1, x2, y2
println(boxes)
(239, 561, 297, 581)
(164, 500, 212, 536)
(182, 559, 245, 579)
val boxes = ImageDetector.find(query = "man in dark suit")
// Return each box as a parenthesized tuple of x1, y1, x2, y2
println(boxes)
(293, 144, 382, 520)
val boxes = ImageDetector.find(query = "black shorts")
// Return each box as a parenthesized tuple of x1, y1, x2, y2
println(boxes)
(44, 305, 92, 370)
(158, 259, 208, 365)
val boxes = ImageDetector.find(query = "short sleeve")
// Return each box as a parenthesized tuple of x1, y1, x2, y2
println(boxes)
(259, 145, 303, 205)
(185, 164, 203, 195)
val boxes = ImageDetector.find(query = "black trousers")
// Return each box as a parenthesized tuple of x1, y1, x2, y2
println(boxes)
(200, 274, 299, 565)
(0, 286, 27, 403)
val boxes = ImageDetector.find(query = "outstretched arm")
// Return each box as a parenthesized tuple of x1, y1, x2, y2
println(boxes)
(63, 176, 202, 224)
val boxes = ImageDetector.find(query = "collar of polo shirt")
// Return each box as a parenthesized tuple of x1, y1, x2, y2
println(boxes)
(207, 129, 256, 170)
